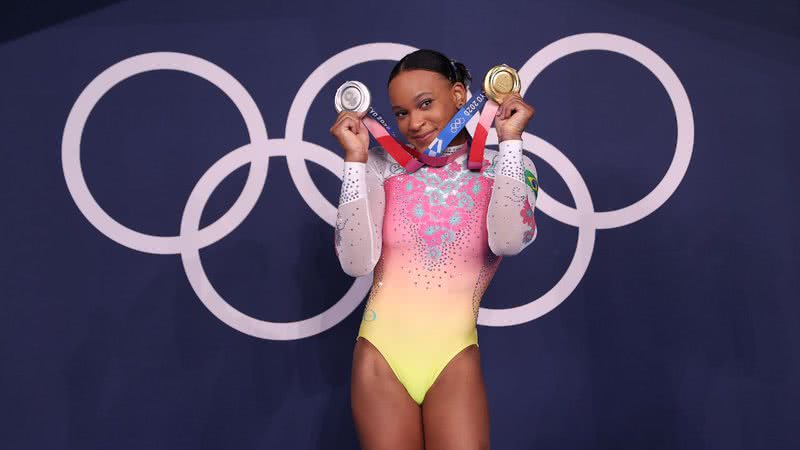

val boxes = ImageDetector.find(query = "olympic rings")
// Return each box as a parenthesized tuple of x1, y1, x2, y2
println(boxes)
(62, 34, 694, 338)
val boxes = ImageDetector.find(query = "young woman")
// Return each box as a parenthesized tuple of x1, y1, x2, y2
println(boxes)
(330, 49, 538, 450)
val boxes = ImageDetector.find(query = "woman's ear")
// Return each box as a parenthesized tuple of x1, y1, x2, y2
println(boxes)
(452, 82, 467, 107)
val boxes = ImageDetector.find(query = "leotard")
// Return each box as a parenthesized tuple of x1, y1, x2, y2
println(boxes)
(335, 139, 539, 404)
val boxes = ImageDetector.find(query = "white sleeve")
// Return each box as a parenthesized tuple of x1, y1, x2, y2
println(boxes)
(334, 155, 386, 277)
(486, 140, 539, 256)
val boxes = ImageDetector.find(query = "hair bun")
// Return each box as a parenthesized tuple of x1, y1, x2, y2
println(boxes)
(452, 60, 472, 87)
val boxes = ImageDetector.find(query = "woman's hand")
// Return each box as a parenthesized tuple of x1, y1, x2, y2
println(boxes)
(494, 93, 535, 142)
(330, 111, 370, 163)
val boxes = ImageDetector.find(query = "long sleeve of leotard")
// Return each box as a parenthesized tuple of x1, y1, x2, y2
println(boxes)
(334, 157, 386, 277)
(486, 139, 539, 256)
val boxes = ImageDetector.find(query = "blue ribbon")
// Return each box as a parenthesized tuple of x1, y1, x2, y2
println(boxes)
(423, 91, 487, 156)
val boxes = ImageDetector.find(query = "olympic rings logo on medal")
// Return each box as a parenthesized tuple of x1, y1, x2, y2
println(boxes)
(61, 33, 694, 340)
(342, 90, 358, 108)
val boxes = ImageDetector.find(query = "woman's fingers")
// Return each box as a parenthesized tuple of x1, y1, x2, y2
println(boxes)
(330, 112, 361, 136)
(503, 95, 534, 121)
(496, 94, 523, 119)
(330, 111, 370, 157)
(494, 93, 536, 141)
(356, 117, 368, 136)
(506, 95, 525, 119)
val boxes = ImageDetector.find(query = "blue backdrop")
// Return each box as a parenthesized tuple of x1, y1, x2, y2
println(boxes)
(1, 0, 798, 448)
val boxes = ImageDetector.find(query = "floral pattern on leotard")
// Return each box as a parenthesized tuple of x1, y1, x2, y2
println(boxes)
(403, 160, 493, 262)
(520, 200, 537, 244)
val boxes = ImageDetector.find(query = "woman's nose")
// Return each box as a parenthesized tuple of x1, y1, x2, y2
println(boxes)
(408, 111, 425, 131)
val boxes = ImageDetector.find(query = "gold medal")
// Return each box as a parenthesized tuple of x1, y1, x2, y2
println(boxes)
(483, 64, 521, 104)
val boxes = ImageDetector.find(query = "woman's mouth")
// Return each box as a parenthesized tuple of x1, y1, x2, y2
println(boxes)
(413, 130, 436, 146)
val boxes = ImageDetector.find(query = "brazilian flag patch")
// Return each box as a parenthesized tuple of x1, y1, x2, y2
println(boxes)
(524, 169, 539, 198)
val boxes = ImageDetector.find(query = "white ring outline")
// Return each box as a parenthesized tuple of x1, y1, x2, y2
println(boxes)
(62, 52, 270, 254)
(517, 33, 695, 229)
(179, 140, 372, 340)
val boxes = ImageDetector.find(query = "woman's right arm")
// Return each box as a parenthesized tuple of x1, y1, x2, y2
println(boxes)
(334, 157, 385, 277)
(330, 111, 385, 277)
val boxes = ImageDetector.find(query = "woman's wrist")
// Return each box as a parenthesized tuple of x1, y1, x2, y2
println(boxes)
(344, 154, 368, 163)
(498, 133, 522, 143)
(498, 139, 523, 154)
(497, 133, 522, 142)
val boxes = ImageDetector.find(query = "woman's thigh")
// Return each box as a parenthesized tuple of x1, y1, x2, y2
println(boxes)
(421, 345, 490, 450)
(351, 337, 424, 450)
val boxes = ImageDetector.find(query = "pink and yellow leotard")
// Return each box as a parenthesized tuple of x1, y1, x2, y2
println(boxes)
(334, 139, 538, 405)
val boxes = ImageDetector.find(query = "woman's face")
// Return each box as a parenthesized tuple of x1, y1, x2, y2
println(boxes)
(388, 69, 467, 149)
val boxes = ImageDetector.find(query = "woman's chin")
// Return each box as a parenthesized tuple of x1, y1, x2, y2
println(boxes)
(414, 134, 437, 149)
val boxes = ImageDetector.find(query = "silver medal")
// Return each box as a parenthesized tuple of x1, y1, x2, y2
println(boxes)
(334, 80, 371, 114)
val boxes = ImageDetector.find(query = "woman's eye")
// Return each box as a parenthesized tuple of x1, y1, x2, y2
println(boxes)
(394, 111, 406, 118)
(420, 99, 432, 108)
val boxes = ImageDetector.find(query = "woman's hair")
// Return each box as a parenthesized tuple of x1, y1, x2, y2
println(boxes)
(388, 49, 472, 88)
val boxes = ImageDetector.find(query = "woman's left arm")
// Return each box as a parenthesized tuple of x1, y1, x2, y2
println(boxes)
(486, 93, 539, 256)
(486, 140, 539, 256)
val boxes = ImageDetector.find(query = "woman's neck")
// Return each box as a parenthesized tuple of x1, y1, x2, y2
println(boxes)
(449, 130, 468, 146)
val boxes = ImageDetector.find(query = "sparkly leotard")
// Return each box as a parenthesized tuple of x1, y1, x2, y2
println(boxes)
(335, 139, 539, 405)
